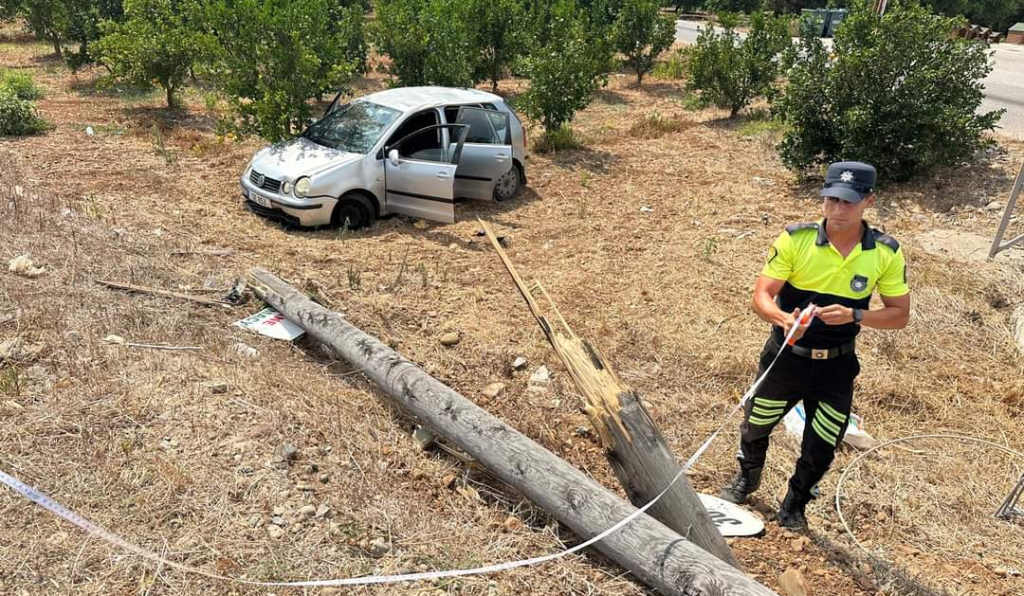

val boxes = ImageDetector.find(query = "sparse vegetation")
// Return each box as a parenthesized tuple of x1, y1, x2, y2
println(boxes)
(627, 110, 692, 139)
(652, 49, 689, 81)
(532, 124, 585, 153)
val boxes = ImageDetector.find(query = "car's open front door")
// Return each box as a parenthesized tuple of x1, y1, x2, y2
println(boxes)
(384, 124, 468, 223)
(453, 107, 513, 201)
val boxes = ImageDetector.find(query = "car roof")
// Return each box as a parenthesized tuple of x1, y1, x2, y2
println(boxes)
(358, 86, 503, 112)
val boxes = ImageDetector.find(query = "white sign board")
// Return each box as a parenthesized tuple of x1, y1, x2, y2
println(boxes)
(698, 493, 765, 537)
(235, 308, 305, 341)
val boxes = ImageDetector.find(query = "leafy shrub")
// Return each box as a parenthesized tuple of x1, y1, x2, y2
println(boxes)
(652, 48, 689, 80)
(91, 0, 209, 109)
(374, 0, 475, 87)
(518, 0, 614, 131)
(687, 11, 790, 118)
(0, 70, 44, 100)
(202, 0, 362, 141)
(532, 125, 585, 153)
(775, 0, 1002, 181)
(612, 0, 676, 86)
(0, 87, 49, 136)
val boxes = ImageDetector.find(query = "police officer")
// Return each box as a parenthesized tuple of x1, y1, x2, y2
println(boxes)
(719, 161, 911, 530)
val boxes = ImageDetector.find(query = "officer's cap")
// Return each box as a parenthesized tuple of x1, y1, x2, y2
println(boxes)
(819, 161, 876, 203)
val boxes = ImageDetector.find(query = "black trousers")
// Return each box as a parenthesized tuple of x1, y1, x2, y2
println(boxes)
(737, 339, 860, 505)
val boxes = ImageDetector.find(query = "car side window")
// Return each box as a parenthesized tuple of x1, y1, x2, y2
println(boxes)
(456, 108, 500, 144)
(386, 109, 440, 158)
(444, 104, 480, 124)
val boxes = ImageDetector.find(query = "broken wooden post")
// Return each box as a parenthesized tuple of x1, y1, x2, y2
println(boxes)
(479, 220, 740, 568)
(247, 267, 775, 596)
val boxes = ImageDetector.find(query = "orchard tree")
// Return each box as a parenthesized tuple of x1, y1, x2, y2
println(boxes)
(612, 0, 676, 86)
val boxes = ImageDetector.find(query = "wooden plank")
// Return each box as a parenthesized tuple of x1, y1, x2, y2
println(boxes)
(247, 266, 775, 596)
(478, 219, 740, 568)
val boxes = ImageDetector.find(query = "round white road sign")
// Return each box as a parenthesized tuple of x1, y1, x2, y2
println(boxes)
(697, 493, 765, 537)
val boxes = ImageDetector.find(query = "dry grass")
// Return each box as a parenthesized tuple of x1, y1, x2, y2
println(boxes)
(2, 25, 1024, 596)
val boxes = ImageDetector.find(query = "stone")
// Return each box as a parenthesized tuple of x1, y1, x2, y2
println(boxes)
(248, 514, 263, 528)
(319, 473, 330, 484)
(298, 505, 316, 518)
(482, 382, 506, 399)
(368, 537, 390, 556)
(230, 342, 259, 359)
(203, 381, 228, 394)
(296, 483, 315, 492)
(8, 255, 45, 278)
(315, 504, 330, 518)
(414, 220, 429, 230)
(778, 568, 807, 596)
(986, 201, 1003, 211)
(790, 536, 810, 553)
(439, 332, 461, 346)
(272, 505, 286, 515)
(102, 334, 126, 345)
(874, 512, 887, 522)
(528, 365, 551, 393)
(413, 425, 435, 450)
(267, 525, 285, 539)
(271, 516, 286, 526)
(502, 515, 524, 532)
(511, 356, 527, 370)
(1012, 305, 1024, 352)
(275, 442, 299, 463)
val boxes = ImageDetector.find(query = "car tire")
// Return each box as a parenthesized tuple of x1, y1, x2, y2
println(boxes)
(493, 165, 522, 202)
(332, 193, 373, 230)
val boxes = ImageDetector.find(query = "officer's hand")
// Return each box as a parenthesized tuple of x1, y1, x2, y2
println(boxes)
(783, 308, 811, 341)
(817, 304, 853, 325)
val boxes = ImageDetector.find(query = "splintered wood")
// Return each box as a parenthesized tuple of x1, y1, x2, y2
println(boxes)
(478, 219, 629, 450)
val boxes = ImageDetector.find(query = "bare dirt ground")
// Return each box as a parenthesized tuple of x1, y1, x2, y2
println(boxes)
(2, 30, 1023, 596)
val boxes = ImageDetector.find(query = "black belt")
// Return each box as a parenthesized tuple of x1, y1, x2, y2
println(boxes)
(772, 338, 856, 360)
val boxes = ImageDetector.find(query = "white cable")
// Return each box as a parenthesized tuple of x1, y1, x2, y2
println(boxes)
(0, 305, 817, 587)
(834, 433, 1024, 555)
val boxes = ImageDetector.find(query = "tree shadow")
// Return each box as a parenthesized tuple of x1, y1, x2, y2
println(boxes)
(125, 105, 219, 134)
(543, 147, 622, 175)
(787, 146, 1018, 214)
(594, 88, 629, 106)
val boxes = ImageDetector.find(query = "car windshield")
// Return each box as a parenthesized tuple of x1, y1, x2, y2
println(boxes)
(303, 101, 401, 153)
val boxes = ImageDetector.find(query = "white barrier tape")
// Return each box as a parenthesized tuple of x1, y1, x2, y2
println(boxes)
(0, 305, 815, 587)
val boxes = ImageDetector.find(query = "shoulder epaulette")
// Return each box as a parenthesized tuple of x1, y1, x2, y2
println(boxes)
(872, 229, 900, 251)
(786, 222, 819, 235)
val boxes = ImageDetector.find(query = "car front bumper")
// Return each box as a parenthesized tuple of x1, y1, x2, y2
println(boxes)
(239, 177, 334, 227)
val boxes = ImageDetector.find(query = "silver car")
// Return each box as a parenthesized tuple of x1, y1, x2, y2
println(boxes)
(239, 86, 528, 228)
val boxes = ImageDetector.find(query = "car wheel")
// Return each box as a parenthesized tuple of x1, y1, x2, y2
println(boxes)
(332, 193, 373, 230)
(493, 165, 521, 202)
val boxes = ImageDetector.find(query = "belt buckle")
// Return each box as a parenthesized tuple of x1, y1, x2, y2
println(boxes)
(811, 348, 829, 360)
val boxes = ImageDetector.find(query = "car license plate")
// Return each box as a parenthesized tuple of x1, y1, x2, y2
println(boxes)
(250, 192, 272, 209)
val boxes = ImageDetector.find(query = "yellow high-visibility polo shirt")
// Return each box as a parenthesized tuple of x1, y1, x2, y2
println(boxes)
(761, 219, 908, 349)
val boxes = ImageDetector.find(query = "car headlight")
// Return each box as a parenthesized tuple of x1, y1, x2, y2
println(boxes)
(282, 180, 293, 194)
(294, 176, 312, 198)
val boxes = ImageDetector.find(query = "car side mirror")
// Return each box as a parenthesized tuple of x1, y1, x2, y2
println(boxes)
(388, 149, 401, 167)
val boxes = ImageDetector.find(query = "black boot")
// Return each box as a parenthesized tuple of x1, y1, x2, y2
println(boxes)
(777, 489, 808, 531)
(718, 466, 762, 504)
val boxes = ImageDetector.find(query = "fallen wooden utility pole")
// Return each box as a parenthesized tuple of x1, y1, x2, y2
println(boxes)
(247, 267, 775, 596)
(479, 220, 740, 569)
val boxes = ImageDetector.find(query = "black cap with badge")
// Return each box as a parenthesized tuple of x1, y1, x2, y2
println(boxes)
(819, 161, 876, 204)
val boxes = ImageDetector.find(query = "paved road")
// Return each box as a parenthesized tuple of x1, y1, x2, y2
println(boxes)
(675, 20, 1024, 139)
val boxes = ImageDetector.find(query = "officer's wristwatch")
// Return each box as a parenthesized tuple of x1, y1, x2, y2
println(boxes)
(852, 308, 864, 324)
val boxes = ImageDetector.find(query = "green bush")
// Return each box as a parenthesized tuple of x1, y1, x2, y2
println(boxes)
(91, 0, 209, 109)
(0, 70, 44, 100)
(202, 0, 362, 141)
(652, 48, 689, 80)
(924, 0, 1024, 31)
(0, 87, 49, 136)
(687, 11, 790, 118)
(532, 124, 585, 153)
(374, 0, 475, 87)
(775, 0, 1002, 182)
(612, 0, 676, 86)
(518, 0, 614, 131)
